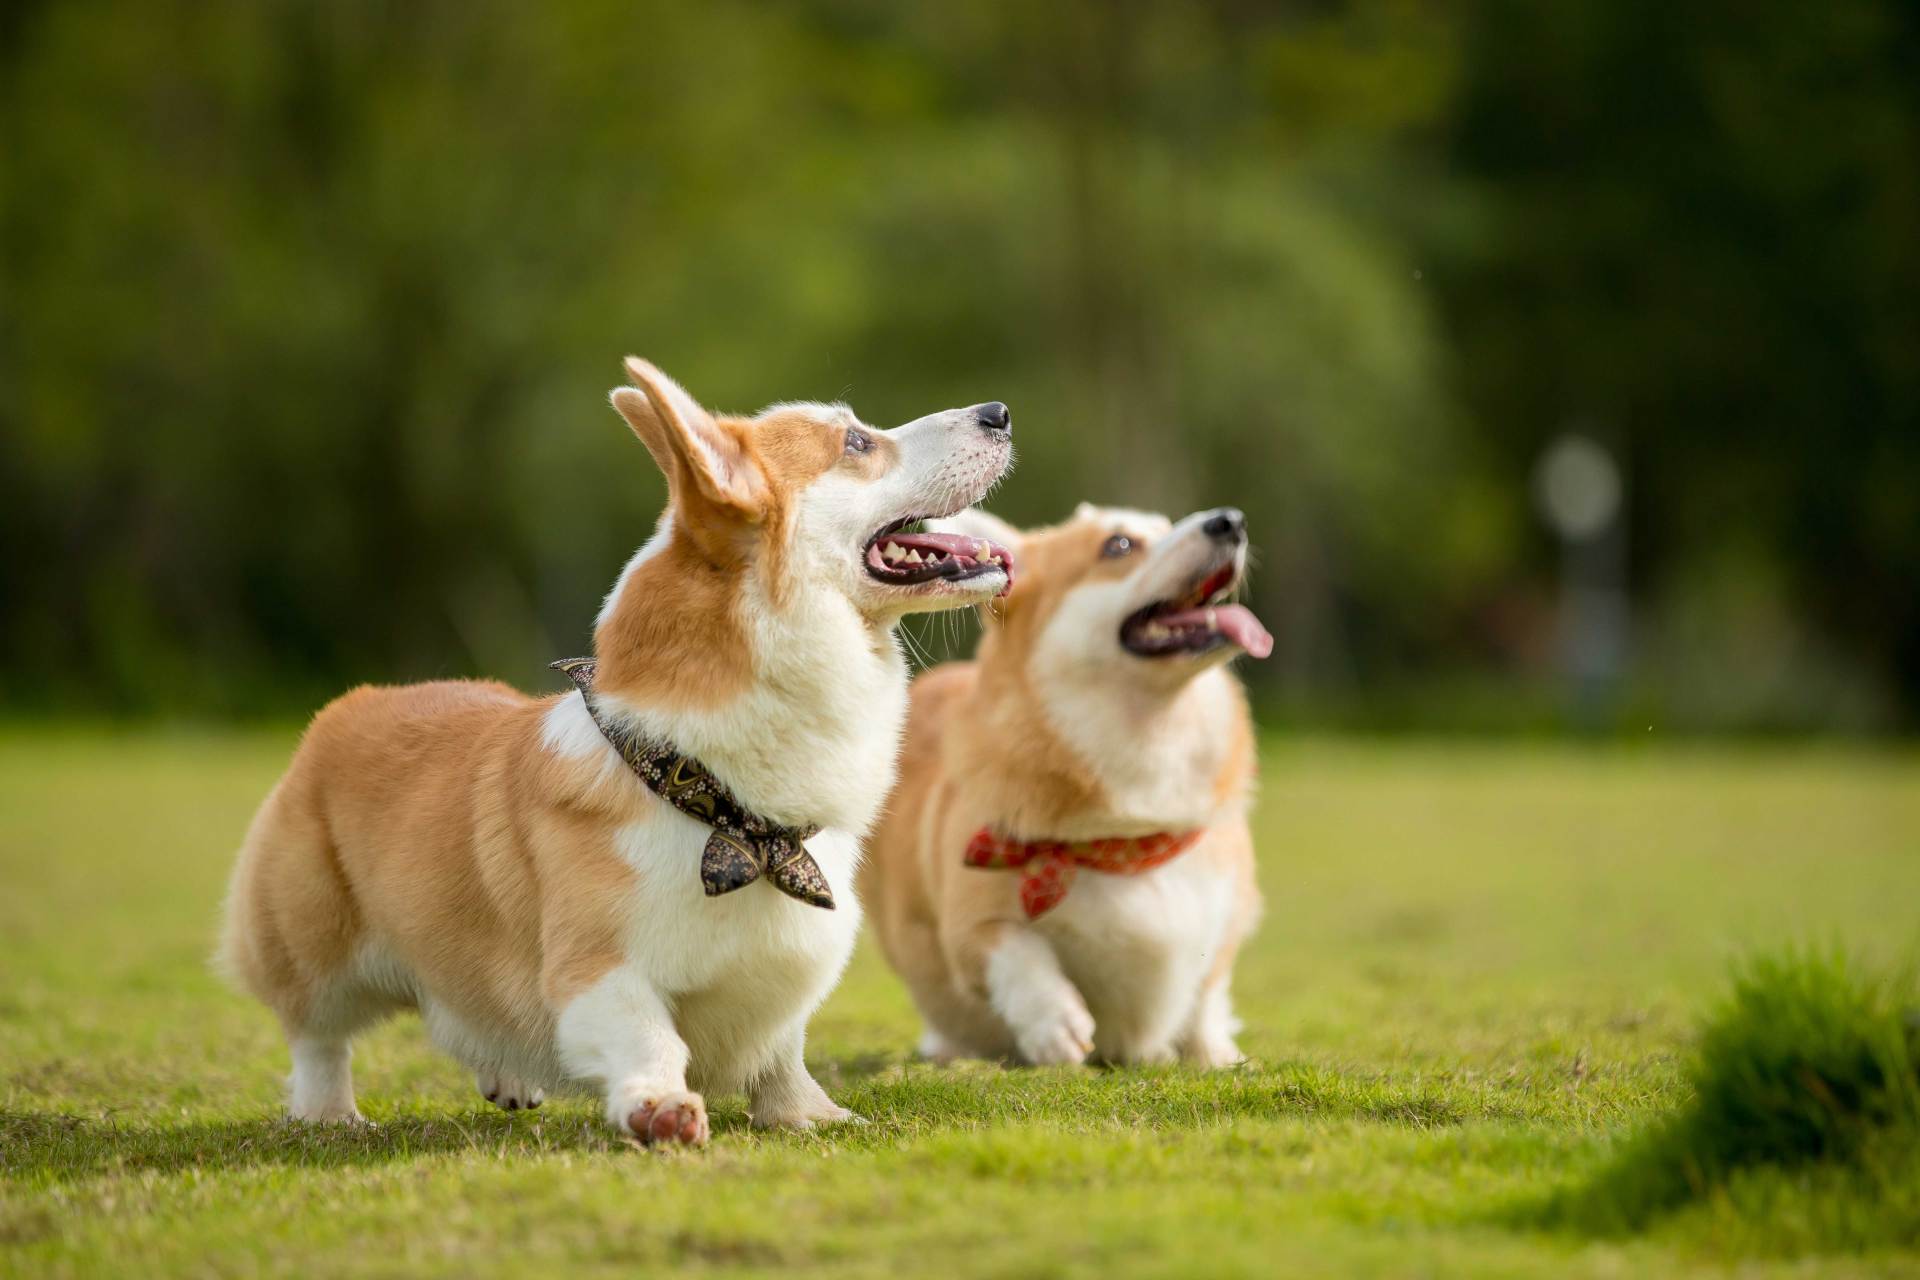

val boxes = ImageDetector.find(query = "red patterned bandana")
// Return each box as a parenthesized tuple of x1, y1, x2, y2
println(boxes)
(963, 827, 1203, 919)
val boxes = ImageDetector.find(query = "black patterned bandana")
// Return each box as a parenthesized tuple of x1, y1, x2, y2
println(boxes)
(550, 657, 833, 910)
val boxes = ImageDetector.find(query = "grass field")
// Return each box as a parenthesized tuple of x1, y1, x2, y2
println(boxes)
(3, 727, 1918, 1277)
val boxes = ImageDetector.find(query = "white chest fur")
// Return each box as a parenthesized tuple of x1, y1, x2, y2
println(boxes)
(542, 693, 865, 1092)
(612, 812, 863, 1091)
(609, 809, 863, 993)
(1037, 840, 1236, 1059)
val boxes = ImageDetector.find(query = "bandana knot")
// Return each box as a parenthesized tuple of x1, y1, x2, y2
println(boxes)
(552, 658, 833, 910)
(963, 826, 1202, 919)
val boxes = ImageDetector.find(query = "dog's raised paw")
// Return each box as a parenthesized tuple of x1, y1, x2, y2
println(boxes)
(626, 1091, 709, 1147)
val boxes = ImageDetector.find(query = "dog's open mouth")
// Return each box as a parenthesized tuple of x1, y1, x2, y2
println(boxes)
(1119, 561, 1273, 659)
(864, 518, 1015, 596)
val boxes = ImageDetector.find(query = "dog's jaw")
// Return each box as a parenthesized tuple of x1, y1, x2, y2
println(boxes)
(586, 401, 1012, 837)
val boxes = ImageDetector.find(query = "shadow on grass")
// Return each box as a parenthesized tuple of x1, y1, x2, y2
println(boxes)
(0, 1107, 634, 1184)
(838, 1058, 1492, 1132)
(2, 1057, 1504, 1185)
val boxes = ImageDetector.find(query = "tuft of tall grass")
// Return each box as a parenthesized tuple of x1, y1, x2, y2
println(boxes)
(1552, 948, 1920, 1234)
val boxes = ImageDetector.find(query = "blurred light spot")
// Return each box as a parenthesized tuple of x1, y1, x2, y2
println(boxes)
(1535, 435, 1620, 541)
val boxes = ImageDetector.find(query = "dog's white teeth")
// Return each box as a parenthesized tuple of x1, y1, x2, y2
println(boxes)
(905, 549, 923, 564)
(883, 543, 906, 563)
(1207, 608, 1218, 629)
(977, 541, 992, 560)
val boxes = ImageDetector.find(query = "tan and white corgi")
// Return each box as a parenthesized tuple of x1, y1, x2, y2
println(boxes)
(862, 503, 1271, 1067)
(219, 358, 1015, 1146)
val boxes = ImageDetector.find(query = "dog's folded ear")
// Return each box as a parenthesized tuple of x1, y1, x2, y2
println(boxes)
(612, 358, 769, 523)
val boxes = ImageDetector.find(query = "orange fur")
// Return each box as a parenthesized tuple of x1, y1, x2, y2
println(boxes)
(219, 359, 1015, 1138)
(862, 506, 1263, 1066)
(221, 682, 642, 1043)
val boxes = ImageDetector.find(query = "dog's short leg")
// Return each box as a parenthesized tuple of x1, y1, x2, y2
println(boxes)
(555, 964, 706, 1147)
(476, 1069, 545, 1112)
(747, 1024, 857, 1130)
(984, 928, 1095, 1066)
(1177, 974, 1246, 1068)
(288, 1035, 366, 1123)
(915, 1024, 967, 1064)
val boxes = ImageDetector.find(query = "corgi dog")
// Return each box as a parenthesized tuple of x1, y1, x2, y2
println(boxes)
(219, 359, 1015, 1146)
(862, 502, 1271, 1067)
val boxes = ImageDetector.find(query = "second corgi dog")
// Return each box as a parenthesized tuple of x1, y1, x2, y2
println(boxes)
(863, 503, 1272, 1067)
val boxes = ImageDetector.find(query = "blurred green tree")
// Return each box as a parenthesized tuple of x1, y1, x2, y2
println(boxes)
(1, 0, 1914, 729)
(1437, 0, 1920, 728)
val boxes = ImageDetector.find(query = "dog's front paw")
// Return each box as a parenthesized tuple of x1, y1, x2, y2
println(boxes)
(622, 1091, 709, 1147)
(1183, 1038, 1247, 1069)
(1015, 1001, 1095, 1066)
(477, 1069, 545, 1112)
(748, 1068, 862, 1130)
(752, 1100, 862, 1130)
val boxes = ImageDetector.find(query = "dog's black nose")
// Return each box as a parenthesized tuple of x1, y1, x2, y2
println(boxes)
(974, 402, 1011, 434)
(1203, 507, 1246, 543)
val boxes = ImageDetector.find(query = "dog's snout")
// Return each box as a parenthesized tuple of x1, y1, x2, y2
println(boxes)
(973, 402, 1011, 435)
(1203, 508, 1246, 544)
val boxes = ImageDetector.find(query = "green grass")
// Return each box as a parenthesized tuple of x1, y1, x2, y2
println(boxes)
(1548, 949, 1920, 1243)
(3, 727, 1919, 1277)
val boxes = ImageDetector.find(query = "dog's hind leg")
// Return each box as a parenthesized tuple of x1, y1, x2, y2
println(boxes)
(222, 781, 392, 1124)
(477, 1068, 545, 1112)
(282, 959, 403, 1124)
(289, 1034, 363, 1122)
(915, 1024, 966, 1063)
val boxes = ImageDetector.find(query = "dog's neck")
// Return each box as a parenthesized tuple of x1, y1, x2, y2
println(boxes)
(963, 657, 1253, 843)
(588, 532, 909, 836)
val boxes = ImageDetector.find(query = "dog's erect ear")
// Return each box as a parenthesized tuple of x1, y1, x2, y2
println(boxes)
(611, 358, 768, 521)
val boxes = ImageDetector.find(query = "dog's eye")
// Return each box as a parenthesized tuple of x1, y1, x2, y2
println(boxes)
(1101, 534, 1134, 559)
(844, 428, 874, 455)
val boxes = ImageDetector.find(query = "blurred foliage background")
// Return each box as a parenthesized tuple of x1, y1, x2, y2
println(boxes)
(2, 0, 1916, 732)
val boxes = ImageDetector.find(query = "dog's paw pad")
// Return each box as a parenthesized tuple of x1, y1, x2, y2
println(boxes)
(626, 1091, 708, 1147)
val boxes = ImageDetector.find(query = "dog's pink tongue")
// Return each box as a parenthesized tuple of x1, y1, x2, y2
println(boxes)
(892, 531, 984, 559)
(882, 531, 1016, 595)
(1163, 604, 1274, 659)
